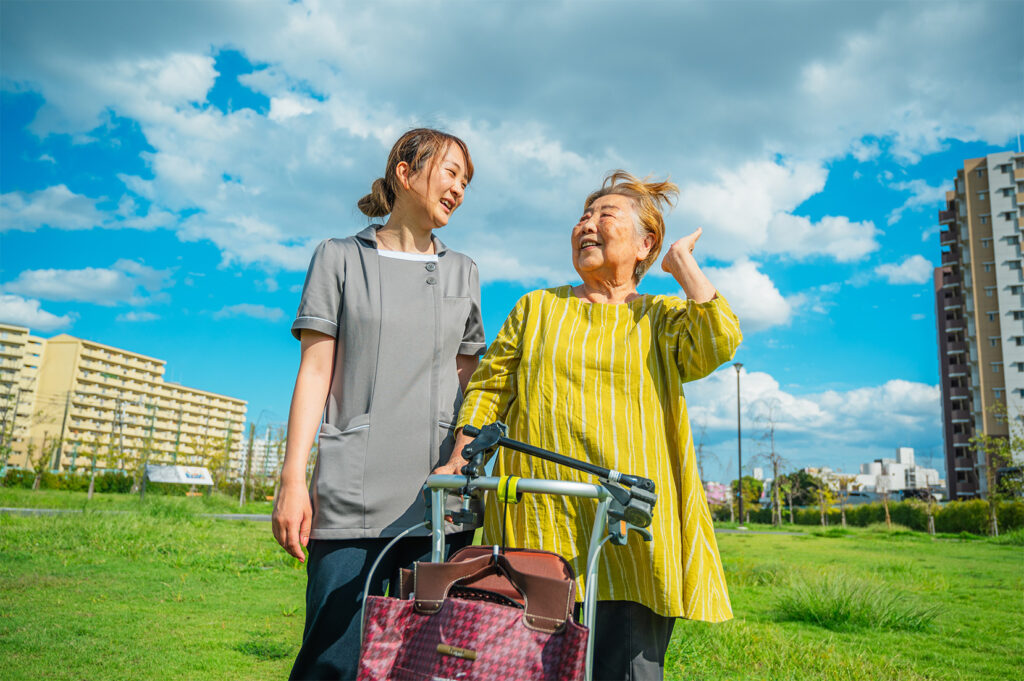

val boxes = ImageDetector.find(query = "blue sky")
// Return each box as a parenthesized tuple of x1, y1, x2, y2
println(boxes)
(2, 1, 1021, 482)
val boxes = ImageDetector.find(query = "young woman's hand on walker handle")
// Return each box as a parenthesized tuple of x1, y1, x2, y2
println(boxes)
(272, 331, 335, 562)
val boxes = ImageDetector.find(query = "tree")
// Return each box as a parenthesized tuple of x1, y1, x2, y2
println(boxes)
(753, 398, 787, 527)
(777, 476, 795, 524)
(815, 482, 834, 527)
(835, 475, 860, 528)
(783, 469, 824, 506)
(731, 476, 763, 522)
(969, 403, 1024, 537)
(876, 475, 893, 529)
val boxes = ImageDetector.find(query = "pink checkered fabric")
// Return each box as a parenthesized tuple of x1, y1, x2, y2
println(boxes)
(357, 594, 588, 681)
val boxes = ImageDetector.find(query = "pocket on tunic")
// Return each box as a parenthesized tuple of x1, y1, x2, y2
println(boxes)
(442, 296, 472, 357)
(314, 414, 370, 527)
(436, 412, 456, 468)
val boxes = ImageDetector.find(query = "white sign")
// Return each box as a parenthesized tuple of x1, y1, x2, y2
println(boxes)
(145, 464, 214, 486)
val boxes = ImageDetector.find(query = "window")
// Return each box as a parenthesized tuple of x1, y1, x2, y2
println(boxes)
(979, 192, 987, 201)
(981, 237, 992, 246)
(992, 362, 1002, 374)
(994, 387, 1004, 399)
(1010, 261, 1023, 270)
(986, 286, 996, 297)
(981, 216, 990, 224)
(1001, 164, 1013, 173)
(1015, 336, 1024, 346)
(990, 337, 999, 347)
(1012, 286, 1024, 294)
(1007, 235, 1020, 244)
(988, 311, 998, 321)
(985, 263, 993, 272)
(1003, 188, 1016, 197)
(977, 169, 986, 178)
(1018, 389, 1024, 398)
(1014, 311, 1024, 320)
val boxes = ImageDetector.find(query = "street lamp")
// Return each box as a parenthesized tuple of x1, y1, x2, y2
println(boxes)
(734, 363, 746, 529)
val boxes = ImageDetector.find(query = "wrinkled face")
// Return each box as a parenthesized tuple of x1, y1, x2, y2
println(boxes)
(571, 194, 652, 281)
(405, 143, 469, 228)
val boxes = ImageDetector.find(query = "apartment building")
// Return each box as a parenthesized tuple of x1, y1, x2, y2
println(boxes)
(0, 323, 248, 477)
(935, 150, 1024, 499)
(0, 324, 44, 465)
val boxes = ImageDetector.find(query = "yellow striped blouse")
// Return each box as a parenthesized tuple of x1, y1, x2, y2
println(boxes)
(456, 285, 741, 621)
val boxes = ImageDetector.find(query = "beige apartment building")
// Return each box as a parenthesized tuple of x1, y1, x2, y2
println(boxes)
(934, 150, 1024, 499)
(0, 323, 248, 477)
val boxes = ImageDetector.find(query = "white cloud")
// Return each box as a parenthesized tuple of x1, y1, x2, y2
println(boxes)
(212, 303, 285, 322)
(0, 294, 74, 332)
(678, 159, 880, 263)
(0, 0, 1017, 279)
(703, 259, 795, 332)
(686, 367, 941, 474)
(116, 311, 159, 322)
(0, 185, 106, 232)
(2, 260, 173, 306)
(886, 179, 947, 226)
(875, 254, 933, 284)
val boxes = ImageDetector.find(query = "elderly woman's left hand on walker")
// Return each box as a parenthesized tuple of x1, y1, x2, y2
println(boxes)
(431, 429, 473, 476)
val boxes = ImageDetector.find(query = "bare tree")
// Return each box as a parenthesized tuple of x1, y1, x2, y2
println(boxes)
(876, 475, 893, 530)
(752, 398, 787, 527)
(835, 475, 859, 528)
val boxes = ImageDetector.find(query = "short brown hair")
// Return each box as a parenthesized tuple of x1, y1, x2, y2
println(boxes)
(357, 128, 474, 218)
(584, 170, 679, 282)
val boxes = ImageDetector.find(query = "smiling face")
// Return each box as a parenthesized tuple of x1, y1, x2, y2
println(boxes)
(403, 143, 469, 229)
(572, 194, 653, 283)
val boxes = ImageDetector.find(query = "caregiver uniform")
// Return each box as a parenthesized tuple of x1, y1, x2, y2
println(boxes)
(291, 225, 486, 538)
(287, 225, 485, 680)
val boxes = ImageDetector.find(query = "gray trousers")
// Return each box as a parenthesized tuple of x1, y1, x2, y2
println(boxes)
(589, 600, 676, 681)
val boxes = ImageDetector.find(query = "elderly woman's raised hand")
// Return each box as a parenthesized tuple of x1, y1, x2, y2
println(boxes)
(661, 227, 716, 303)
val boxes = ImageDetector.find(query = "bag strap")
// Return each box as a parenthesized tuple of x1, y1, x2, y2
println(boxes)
(414, 554, 575, 634)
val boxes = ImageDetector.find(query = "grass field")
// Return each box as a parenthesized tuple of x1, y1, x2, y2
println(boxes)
(1, 490, 1022, 680)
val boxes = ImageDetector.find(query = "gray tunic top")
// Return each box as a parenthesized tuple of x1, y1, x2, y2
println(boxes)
(291, 226, 486, 539)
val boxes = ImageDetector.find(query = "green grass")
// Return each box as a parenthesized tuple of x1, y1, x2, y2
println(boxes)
(0, 486, 273, 515)
(774, 573, 939, 631)
(670, 529, 1024, 681)
(1, 494, 1022, 680)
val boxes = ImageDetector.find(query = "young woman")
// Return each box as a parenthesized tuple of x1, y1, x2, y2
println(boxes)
(272, 128, 485, 680)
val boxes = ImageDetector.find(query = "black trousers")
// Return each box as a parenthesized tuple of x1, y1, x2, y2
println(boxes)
(289, 531, 473, 681)
(583, 600, 676, 681)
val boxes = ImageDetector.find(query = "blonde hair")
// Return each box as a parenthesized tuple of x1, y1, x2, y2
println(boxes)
(584, 170, 679, 282)
(357, 128, 474, 218)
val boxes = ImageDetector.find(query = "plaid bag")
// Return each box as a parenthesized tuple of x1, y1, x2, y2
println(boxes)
(357, 546, 588, 681)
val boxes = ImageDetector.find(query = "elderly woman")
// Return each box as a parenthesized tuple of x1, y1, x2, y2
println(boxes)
(440, 170, 741, 681)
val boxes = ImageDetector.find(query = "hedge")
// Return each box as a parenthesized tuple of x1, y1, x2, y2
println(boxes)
(711, 499, 1024, 534)
(1, 467, 276, 499)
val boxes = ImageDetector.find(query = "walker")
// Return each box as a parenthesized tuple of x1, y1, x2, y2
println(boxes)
(360, 422, 659, 681)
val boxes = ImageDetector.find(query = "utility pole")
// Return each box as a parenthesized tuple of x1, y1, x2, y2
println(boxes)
(139, 402, 156, 501)
(173, 406, 183, 464)
(734, 363, 745, 529)
(116, 397, 125, 473)
(0, 386, 21, 474)
(54, 391, 72, 470)
(239, 422, 255, 508)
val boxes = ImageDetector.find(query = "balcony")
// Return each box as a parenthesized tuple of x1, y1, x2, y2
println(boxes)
(944, 318, 966, 331)
(939, 208, 956, 224)
(950, 408, 971, 422)
(946, 341, 967, 354)
(941, 251, 960, 265)
(942, 294, 964, 309)
(939, 228, 957, 245)
(952, 432, 972, 446)
(1015, 168, 1024, 182)
(941, 271, 959, 286)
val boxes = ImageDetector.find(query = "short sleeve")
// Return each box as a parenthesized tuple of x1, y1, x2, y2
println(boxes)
(460, 261, 486, 356)
(291, 239, 345, 340)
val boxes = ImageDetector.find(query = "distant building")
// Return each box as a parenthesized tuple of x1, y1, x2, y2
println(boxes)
(798, 447, 945, 498)
(934, 151, 1024, 499)
(752, 467, 764, 481)
(0, 323, 248, 478)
